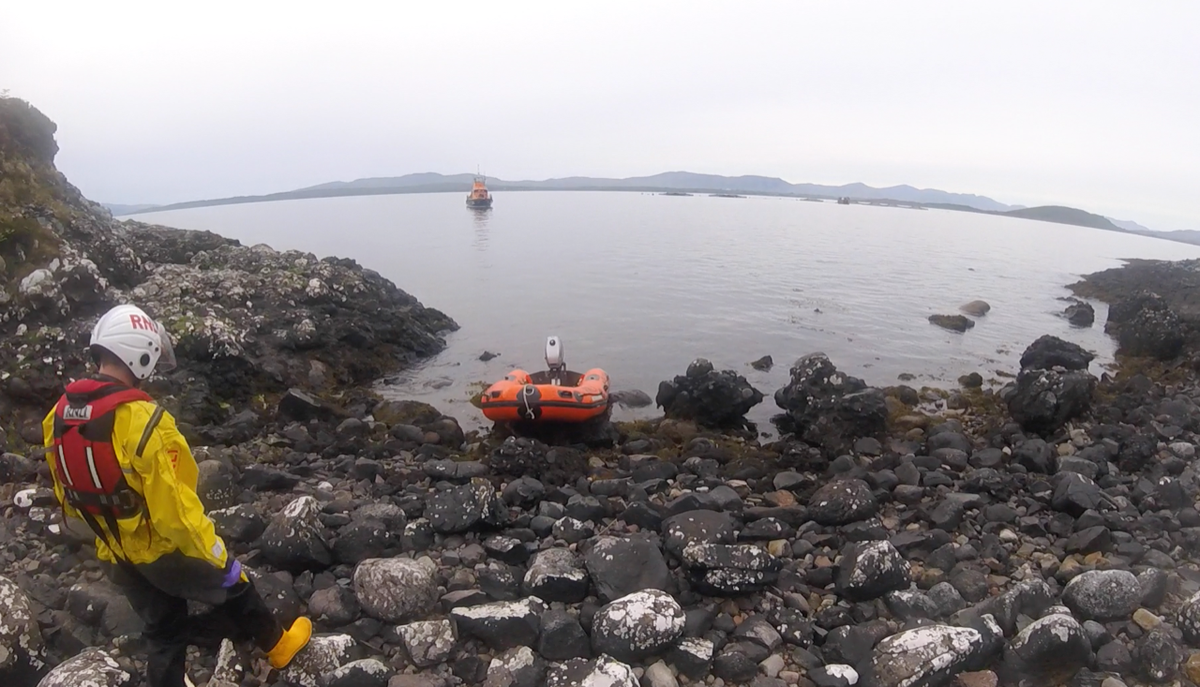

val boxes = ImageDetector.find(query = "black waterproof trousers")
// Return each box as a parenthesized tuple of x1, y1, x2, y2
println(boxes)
(106, 554, 283, 687)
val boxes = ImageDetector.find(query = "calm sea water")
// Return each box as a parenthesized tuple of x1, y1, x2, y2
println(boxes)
(130, 192, 1200, 432)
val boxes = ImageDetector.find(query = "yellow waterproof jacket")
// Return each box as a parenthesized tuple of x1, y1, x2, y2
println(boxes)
(42, 399, 230, 569)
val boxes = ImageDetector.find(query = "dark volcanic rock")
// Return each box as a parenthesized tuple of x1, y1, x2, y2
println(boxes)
(1019, 335, 1095, 372)
(999, 613, 1091, 687)
(655, 358, 764, 428)
(929, 314, 975, 332)
(426, 479, 507, 534)
(662, 510, 738, 560)
(486, 646, 546, 687)
(773, 353, 887, 454)
(835, 540, 912, 602)
(808, 478, 878, 525)
(522, 548, 589, 603)
(544, 655, 637, 687)
(208, 504, 267, 544)
(538, 609, 591, 661)
(680, 542, 784, 595)
(1177, 591, 1200, 645)
(1005, 367, 1096, 435)
(590, 590, 685, 662)
(1106, 291, 1187, 360)
(333, 518, 400, 565)
(450, 597, 545, 651)
(583, 536, 673, 602)
(260, 495, 333, 573)
(1063, 301, 1095, 327)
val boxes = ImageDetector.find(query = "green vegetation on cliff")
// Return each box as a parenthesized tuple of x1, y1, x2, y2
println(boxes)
(0, 96, 73, 286)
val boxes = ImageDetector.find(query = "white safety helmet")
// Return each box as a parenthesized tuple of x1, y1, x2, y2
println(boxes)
(89, 304, 177, 380)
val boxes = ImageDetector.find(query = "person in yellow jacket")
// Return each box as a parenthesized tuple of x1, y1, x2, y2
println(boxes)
(43, 303, 311, 687)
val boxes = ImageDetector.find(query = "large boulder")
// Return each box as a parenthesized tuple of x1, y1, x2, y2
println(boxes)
(662, 510, 739, 560)
(486, 646, 547, 687)
(260, 495, 333, 573)
(1004, 368, 1096, 435)
(835, 540, 912, 602)
(583, 536, 673, 603)
(523, 548, 589, 603)
(35, 648, 131, 687)
(1019, 335, 1095, 372)
(681, 543, 784, 595)
(859, 619, 1003, 687)
(352, 557, 439, 623)
(450, 597, 545, 650)
(279, 634, 362, 687)
(655, 359, 764, 428)
(808, 478, 878, 526)
(1106, 291, 1186, 360)
(773, 353, 887, 454)
(1062, 570, 1142, 621)
(395, 619, 456, 668)
(426, 479, 507, 534)
(590, 590, 685, 662)
(545, 655, 639, 687)
(1, 575, 48, 685)
(999, 613, 1091, 687)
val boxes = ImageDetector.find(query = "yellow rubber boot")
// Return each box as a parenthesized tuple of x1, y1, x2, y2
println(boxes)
(267, 617, 313, 669)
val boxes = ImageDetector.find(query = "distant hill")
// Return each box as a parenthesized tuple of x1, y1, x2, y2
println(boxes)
(295, 171, 1018, 212)
(102, 202, 160, 215)
(1001, 205, 1122, 231)
(111, 171, 1198, 248)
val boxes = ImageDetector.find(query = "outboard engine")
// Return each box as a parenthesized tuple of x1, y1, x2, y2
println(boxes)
(545, 336, 565, 385)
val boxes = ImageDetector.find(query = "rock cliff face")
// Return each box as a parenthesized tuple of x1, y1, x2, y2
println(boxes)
(0, 97, 456, 443)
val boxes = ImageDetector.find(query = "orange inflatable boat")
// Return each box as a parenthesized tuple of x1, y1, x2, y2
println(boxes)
(479, 336, 610, 423)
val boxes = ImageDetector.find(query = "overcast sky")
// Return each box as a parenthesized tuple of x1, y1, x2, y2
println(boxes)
(3, 1, 1197, 231)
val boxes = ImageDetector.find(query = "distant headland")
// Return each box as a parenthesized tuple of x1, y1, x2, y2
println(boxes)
(106, 171, 1199, 247)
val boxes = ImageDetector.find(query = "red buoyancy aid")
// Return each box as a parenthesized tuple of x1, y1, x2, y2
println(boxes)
(51, 379, 154, 555)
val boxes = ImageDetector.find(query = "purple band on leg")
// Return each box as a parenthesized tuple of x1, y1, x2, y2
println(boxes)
(222, 559, 242, 588)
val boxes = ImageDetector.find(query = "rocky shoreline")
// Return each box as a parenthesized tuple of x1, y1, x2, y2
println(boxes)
(4, 98, 1200, 687)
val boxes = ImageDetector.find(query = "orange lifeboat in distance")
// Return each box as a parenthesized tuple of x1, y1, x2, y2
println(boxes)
(479, 336, 610, 423)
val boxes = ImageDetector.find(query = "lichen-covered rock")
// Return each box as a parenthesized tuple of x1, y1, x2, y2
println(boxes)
(395, 619, 456, 668)
(352, 557, 439, 623)
(590, 590, 685, 662)
(279, 634, 362, 687)
(1, 575, 47, 685)
(1177, 591, 1200, 646)
(426, 479, 507, 534)
(773, 353, 888, 455)
(545, 655, 638, 687)
(317, 658, 392, 687)
(485, 646, 547, 687)
(260, 495, 332, 573)
(451, 597, 545, 650)
(860, 618, 1003, 687)
(522, 548, 589, 603)
(1062, 570, 1142, 621)
(680, 542, 784, 595)
(35, 647, 131, 687)
(835, 540, 912, 602)
(655, 358, 764, 428)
